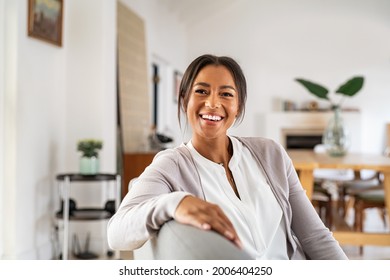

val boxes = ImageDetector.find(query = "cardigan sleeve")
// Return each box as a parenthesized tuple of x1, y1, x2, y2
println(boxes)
(107, 149, 194, 251)
(280, 146, 348, 259)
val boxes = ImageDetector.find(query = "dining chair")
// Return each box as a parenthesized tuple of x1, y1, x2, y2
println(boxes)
(345, 171, 387, 255)
(353, 187, 386, 254)
(341, 123, 390, 254)
(311, 181, 333, 228)
(311, 145, 354, 229)
(340, 170, 382, 219)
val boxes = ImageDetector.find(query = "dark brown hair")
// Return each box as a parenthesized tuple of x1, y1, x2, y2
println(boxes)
(177, 54, 247, 126)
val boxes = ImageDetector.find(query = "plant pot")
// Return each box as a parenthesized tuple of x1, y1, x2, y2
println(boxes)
(322, 107, 350, 157)
(79, 156, 99, 175)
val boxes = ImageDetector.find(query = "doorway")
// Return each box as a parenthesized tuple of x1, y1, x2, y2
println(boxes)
(150, 56, 170, 136)
(150, 56, 184, 147)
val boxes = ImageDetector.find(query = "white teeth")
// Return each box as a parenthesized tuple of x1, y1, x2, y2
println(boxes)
(202, 114, 222, 121)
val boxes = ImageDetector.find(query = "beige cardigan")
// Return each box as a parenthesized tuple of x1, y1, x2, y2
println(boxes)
(107, 136, 347, 260)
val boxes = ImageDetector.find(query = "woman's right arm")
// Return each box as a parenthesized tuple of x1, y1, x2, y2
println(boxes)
(107, 151, 191, 251)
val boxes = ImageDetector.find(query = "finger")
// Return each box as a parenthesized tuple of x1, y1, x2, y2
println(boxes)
(211, 206, 239, 238)
(209, 221, 243, 249)
(210, 218, 238, 241)
(200, 211, 242, 248)
(183, 212, 242, 249)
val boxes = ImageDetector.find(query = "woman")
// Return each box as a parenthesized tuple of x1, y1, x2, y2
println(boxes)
(107, 54, 347, 260)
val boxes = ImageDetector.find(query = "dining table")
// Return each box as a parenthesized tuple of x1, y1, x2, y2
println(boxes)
(287, 149, 390, 247)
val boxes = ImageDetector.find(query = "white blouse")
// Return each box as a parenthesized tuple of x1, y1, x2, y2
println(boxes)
(186, 136, 288, 259)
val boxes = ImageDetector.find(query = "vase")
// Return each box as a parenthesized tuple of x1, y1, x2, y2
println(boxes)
(322, 106, 350, 157)
(79, 156, 99, 175)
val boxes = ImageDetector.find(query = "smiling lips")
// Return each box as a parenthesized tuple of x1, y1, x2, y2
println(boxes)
(200, 114, 223, 122)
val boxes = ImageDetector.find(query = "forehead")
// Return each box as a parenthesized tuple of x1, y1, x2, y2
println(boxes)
(194, 65, 235, 85)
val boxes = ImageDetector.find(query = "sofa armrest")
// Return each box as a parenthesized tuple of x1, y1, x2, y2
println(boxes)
(133, 220, 252, 260)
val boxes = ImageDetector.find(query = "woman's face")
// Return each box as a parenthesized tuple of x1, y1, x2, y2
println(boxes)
(186, 65, 239, 141)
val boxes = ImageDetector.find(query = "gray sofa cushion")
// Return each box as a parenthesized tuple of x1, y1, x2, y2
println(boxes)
(134, 220, 253, 260)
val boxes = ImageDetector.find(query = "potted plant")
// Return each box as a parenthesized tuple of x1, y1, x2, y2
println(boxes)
(77, 139, 103, 174)
(295, 76, 364, 156)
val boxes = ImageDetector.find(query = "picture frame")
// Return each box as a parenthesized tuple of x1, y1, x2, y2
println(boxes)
(28, 0, 63, 47)
(173, 70, 183, 103)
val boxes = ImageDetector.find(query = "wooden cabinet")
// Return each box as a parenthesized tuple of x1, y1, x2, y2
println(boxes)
(122, 152, 156, 198)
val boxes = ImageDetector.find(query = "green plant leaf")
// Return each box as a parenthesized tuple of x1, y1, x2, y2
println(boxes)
(77, 139, 103, 158)
(295, 78, 329, 100)
(335, 76, 364, 97)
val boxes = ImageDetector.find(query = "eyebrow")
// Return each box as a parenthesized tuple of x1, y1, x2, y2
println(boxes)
(193, 82, 237, 92)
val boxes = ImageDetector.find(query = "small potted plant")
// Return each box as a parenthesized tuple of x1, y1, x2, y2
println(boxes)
(77, 139, 103, 174)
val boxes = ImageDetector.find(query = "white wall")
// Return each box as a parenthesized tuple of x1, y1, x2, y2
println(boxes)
(185, 0, 390, 154)
(2, 0, 22, 259)
(121, 0, 390, 153)
(0, 0, 5, 259)
(1, 0, 116, 259)
(2, 0, 68, 259)
(64, 0, 116, 173)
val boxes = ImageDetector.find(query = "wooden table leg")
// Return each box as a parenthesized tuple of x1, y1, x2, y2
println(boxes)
(383, 171, 390, 227)
(298, 169, 314, 200)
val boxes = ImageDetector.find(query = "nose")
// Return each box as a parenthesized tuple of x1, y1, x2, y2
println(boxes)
(205, 94, 221, 109)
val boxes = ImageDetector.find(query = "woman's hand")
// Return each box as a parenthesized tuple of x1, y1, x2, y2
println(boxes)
(174, 195, 242, 249)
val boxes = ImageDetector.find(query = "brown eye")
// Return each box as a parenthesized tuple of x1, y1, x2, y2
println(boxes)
(221, 92, 234, 97)
(195, 89, 207, 95)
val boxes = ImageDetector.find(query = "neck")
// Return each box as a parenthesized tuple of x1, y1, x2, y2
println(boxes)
(192, 135, 232, 165)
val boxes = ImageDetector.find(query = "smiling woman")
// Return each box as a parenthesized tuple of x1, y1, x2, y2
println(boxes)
(108, 54, 348, 260)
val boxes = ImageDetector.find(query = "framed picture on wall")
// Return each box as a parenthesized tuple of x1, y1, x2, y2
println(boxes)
(28, 0, 63, 47)
(173, 70, 183, 103)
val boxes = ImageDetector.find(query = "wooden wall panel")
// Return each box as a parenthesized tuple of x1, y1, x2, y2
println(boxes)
(117, 2, 151, 153)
